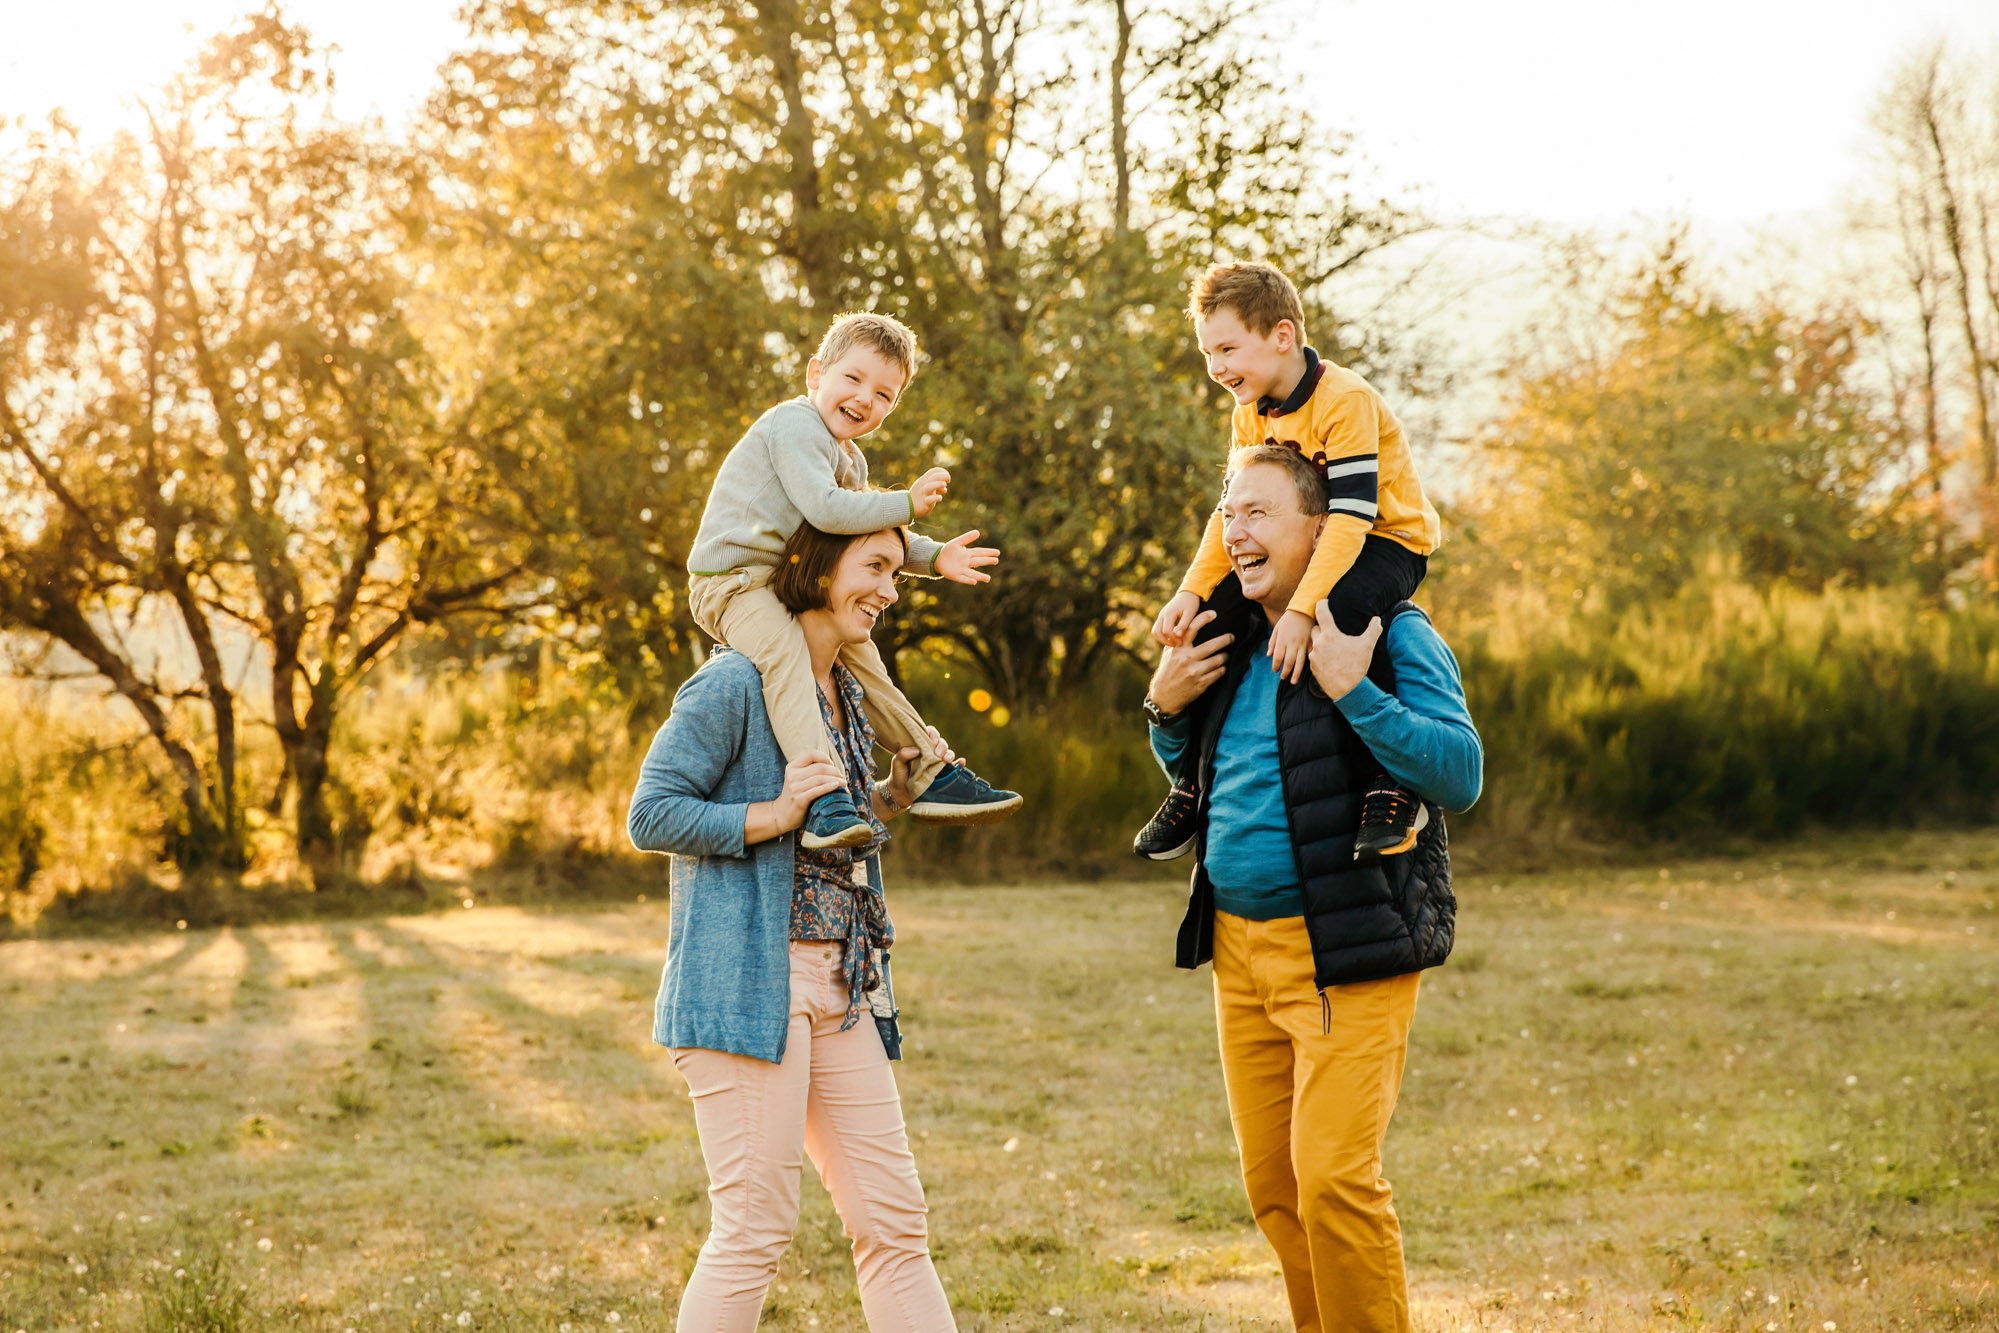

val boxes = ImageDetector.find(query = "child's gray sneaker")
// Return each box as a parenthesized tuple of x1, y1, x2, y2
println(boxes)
(907, 762, 1022, 825)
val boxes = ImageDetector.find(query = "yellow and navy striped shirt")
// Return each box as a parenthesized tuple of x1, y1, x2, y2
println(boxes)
(1179, 348, 1442, 619)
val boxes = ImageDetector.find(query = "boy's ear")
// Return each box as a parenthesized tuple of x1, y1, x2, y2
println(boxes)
(806, 355, 822, 391)
(1274, 320, 1296, 353)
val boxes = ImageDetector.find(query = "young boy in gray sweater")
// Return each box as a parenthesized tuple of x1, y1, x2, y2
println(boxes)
(686, 312, 1021, 848)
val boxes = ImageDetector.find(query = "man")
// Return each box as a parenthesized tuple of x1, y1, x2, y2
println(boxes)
(1144, 445, 1482, 1333)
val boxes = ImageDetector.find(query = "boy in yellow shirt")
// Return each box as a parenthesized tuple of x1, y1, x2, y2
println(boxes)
(1138, 261, 1442, 861)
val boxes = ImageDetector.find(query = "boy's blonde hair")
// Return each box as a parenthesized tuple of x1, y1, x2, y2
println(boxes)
(1187, 261, 1308, 344)
(814, 312, 920, 388)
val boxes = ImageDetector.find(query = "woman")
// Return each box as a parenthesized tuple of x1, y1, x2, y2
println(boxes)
(628, 519, 959, 1332)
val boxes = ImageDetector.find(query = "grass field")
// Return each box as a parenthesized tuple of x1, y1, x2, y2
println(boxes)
(3, 831, 1996, 1332)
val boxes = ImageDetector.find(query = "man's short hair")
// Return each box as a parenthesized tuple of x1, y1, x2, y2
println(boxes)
(1187, 261, 1308, 344)
(1230, 444, 1328, 515)
(814, 312, 920, 388)
(770, 520, 910, 615)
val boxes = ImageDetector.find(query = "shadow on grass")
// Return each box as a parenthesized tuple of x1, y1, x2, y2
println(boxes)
(29, 815, 1996, 945)
(9, 854, 662, 940)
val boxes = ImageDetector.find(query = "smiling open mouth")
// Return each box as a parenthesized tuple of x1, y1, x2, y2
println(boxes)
(839, 405, 866, 423)
(1235, 553, 1267, 572)
(858, 602, 885, 626)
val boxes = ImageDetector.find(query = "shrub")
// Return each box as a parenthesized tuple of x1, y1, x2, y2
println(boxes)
(10, 577, 1999, 916)
(1459, 579, 1999, 840)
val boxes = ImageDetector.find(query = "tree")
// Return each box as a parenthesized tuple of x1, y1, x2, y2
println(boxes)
(0, 14, 546, 869)
(1866, 43, 1999, 587)
(1, 118, 251, 869)
(1458, 240, 1933, 607)
(430, 0, 1424, 707)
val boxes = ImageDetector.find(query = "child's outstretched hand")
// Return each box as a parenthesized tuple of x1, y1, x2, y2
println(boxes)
(1151, 591, 1202, 647)
(934, 529, 1000, 584)
(931, 531, 999, 583)
(1268, 608, 1315, 684)
(910, 467, 952, 518)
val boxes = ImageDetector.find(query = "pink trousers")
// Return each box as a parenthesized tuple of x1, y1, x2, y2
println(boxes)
(670, 940, 955, 1332)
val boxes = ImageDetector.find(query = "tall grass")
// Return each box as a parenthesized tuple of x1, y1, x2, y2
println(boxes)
(874, 655, 1171, 879)
(7, 578, 1999, 922)
(0, 688, 160, 924)
(1462, 579, 1999, 845)
(139, 1240, 248, 1333)
(329, 656, 644, 873)
(895, 579, 1999, 871)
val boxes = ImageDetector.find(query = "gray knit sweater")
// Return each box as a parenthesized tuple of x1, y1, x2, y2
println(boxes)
(687, 398, 943, 577)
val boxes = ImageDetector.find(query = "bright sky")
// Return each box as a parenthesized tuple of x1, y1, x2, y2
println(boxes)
(8, 0, 1998, 227)
(1, 0, 462, 136)
(1287, 0, 1999, 227)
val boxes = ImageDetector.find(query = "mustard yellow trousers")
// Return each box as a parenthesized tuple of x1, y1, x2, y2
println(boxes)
(1212, 910, 1422, 1333)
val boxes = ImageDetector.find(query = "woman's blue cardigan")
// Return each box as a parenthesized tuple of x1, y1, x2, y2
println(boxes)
(627, 648, 893, 1064)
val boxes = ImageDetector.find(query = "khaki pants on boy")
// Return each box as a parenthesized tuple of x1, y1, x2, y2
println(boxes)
(688, 569, 945, 798)
(1212, 910, 1422, 1333)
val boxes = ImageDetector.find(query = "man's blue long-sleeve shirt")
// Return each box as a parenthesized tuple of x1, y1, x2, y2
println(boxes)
(1150, 611, 1482, 918)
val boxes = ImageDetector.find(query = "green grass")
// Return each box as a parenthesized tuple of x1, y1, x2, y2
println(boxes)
(3, 831, 1996, 1331)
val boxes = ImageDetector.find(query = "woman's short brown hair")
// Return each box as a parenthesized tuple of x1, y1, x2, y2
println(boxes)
(770, 522, 910, 614)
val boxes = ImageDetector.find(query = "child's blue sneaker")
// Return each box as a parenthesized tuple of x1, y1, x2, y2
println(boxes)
(801, 790, 874, 850)
(907, 762, 1022, 825)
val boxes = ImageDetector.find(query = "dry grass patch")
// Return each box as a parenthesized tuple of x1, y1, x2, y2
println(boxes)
(3, 831, 1996, 1330)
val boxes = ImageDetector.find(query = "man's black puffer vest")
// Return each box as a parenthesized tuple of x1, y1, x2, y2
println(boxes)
(1172, 575, 1455, 990)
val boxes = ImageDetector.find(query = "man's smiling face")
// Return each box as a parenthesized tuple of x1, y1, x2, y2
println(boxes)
(1195, 307, 1296, 408)
(1221, 460, 1323, 618)
(806, 343, 906, 441)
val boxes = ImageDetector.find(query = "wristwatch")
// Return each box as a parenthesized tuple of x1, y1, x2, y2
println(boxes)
(1142, 695, 1179, 728)
(874, 781, 906, 815)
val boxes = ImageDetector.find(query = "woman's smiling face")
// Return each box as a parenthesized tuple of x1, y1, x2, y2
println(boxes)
(810, 528, 904, 646)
